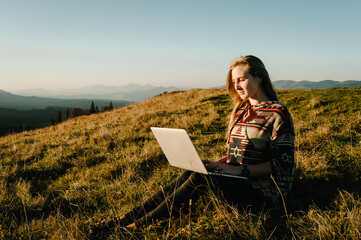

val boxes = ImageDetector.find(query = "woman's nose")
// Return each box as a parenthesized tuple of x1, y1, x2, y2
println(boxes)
(235, 83, 242, 90)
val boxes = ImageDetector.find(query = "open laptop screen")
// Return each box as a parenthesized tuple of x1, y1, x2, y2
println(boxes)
(150, 127, 208, 174)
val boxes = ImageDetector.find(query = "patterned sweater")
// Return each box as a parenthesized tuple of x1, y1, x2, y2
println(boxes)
(227, 101, 295, 204)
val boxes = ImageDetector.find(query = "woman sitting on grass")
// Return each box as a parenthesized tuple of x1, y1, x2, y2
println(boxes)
(104, 55, 295, 230)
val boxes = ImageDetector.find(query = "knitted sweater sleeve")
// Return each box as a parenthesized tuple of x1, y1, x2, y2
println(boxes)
(269, 109, 295, 194)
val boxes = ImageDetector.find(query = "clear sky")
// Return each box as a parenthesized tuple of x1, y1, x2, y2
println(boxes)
(1, 0, 360, 91)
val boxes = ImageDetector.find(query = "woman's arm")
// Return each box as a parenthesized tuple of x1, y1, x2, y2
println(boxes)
(204, 161, 272, 177)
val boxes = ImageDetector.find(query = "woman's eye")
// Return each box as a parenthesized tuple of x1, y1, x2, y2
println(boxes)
(232, 78, 245, 83)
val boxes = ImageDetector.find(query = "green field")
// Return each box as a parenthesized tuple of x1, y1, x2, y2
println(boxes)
(0, 87, 360, 239)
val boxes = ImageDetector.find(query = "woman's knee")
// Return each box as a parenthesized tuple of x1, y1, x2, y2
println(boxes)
(178, 170, 193, 180)
(188, 172, 207, 183)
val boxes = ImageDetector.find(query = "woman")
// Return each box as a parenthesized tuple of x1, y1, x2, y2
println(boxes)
(104, 55, 294, 229)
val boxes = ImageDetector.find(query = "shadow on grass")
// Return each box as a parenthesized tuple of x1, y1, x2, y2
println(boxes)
(289, 177, 361, 212)
(1, 160, 79, 228)
(6, 160, 74, 196)
(258, 175, 361, 239)
(129, 154, 168, 182)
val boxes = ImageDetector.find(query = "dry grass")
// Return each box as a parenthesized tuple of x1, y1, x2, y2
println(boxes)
(292, 191, 361, 239)
(0, 87, 360, 239)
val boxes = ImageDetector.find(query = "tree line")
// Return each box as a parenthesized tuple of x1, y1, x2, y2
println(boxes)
(50, 101, 114, 125)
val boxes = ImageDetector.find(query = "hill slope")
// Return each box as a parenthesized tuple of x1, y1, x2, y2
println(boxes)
(0, 88, 360, 239)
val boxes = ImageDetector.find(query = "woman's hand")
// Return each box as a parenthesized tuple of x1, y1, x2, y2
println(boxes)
(202, 156, 227, 167)
(201, 159, 212, 165)
(204, 162, 243, 176)
(202, 159, 220, 169)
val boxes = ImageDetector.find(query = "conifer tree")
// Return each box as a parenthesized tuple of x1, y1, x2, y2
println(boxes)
(66, 108, 70, 119)
(109, 101, 114, 110)
(90, 101, 96, 114)
(57, 111, 63, 123)
(95, 106, 99, 113)
(50, 117, 56, 125)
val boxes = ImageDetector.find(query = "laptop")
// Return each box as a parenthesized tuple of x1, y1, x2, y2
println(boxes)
(151, 127, 247, 179)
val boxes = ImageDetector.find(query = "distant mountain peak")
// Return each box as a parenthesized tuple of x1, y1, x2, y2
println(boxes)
(0, 89, 14, 96)
(273, 80, 361, 89)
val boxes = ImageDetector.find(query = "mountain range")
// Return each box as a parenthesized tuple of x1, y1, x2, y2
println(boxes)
(273, 80, 361, 89)
(0, 89, 132, 111)
(0, 89, 133, 135)
(13, 84, 182, 102)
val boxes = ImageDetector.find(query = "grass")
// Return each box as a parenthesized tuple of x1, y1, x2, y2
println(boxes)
(0, 87, 360, 239)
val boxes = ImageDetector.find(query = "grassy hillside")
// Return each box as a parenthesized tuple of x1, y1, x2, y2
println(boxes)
(0, 87, 360, 239)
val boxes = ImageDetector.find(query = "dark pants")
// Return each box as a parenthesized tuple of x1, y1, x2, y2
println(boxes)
(120, 171, 268, 227)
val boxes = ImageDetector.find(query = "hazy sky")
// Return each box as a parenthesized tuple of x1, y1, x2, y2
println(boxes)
(1, 0, 360, 91)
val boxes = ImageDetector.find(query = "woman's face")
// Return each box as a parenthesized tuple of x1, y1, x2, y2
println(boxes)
(231, 64, 261, 102)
